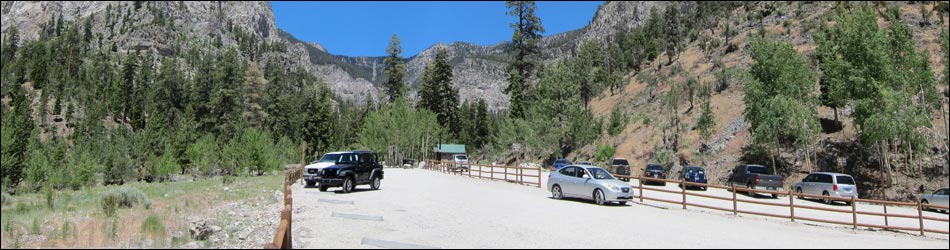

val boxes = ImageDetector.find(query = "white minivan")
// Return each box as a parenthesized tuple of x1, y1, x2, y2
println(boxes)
(795, 172, 858, 205)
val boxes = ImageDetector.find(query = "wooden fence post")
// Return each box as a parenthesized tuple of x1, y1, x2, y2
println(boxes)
(789, 190, 795, 222)
(681, 180, 687, 210)
(490, 165, 494, 180)
(851, 196, 858, 230)
(638, 177, 643, 203)
(884, 204, 889, 226)
(732, 186, 738, 216)
(918, 200, 925, 236)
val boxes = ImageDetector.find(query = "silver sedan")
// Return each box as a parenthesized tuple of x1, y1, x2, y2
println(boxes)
(548, 165, 634, 206)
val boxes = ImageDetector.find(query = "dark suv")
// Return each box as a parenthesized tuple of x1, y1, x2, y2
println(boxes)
(304, 151, 384, 193)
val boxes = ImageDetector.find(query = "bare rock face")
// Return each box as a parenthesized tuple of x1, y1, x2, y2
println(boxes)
(2, 1, 278, 54)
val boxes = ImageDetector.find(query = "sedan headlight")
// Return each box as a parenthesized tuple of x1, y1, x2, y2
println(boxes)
(605, 184, 620, 191)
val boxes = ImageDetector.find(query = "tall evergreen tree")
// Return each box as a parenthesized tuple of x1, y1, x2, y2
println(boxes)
(1, 83, 35, 190)
(505, 1, 545, 119)
(382, 34, 407, 102)
(418, 47, 459, 136)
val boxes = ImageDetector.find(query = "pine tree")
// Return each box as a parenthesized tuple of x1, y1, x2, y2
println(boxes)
(418, 48, 459, 136)
(382, 34, 407, 102)
(663, 2, 682, 65)
(505, 1, 545, 119)
(243, 62, 267, 128)
(1, 83, 35, 190)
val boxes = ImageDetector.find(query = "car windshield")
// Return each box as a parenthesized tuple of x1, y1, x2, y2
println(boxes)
(319, 154, 342, 163)
(747, 166, 769, 175)
(836, 176, 855, 185)
(646, 165, 664, 171)
(613, 159, 629, 165)
(686, 167, 704, 174)
(455, 155, 468, 160)
(585, 168, 614, 180)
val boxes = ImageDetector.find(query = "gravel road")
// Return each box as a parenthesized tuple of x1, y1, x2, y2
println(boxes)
(291, 168, 948, 248)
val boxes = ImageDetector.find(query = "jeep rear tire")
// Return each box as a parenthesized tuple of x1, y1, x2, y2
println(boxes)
(370, 175, 381, 190)
(319, 186, 328, 192)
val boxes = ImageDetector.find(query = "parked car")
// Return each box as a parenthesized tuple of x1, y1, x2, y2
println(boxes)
(551, 159, 572, 170)
(727, 164, 784, 198)
(547, 165, 634, 206)
(577, 161, 593, 166)
(678, 166, 708, 190)
(642, 164, 667, 186)
(451, 154, 470, 172)
(920, 187, 949, 213)
(794, 172, 858, 205)
(608, 158, 631, 182)
(304, 151, 384, 193)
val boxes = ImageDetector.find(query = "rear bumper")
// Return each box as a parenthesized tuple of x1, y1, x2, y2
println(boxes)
(752, 186, 784, 192)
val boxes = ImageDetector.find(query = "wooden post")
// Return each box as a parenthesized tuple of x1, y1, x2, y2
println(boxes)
(681, 179, 687, 210)
(638, 177, 644, 203)
(851, 196, 858, 230)
(789, 190, 795, 222)
(918, 200, 925, 236)
(490, 165, 494, 180)
(732, 186, 738, 216)
(505, 165, 509, 181)
(884, 204, 889, 226)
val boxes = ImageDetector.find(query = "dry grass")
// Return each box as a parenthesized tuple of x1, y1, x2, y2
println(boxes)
(0, 173, 283, 248)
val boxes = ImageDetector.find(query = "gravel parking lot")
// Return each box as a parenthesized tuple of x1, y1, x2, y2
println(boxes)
(292, 168, 948, 248)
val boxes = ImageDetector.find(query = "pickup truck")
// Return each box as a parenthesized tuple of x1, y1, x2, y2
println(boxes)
(727, 164, 784, 198)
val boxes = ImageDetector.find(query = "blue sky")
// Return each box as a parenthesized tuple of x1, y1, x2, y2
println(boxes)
(271, 1, 602, 57)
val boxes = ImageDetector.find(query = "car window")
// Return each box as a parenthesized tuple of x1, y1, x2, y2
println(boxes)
(613, 159, 629, 165)
(456, 155, 468, 160)
(746, 166, 769, 175)
(803, 174, 814, 182)
(586, 168, 614, 180)
(554, 159, 568, 164)
(575, 167, 588, 178)
(646, 165, 664, 171)
(338, 153, 358, 164)
(938, 189, 949, 196)
(836, 176, 855, 185)
(559, 167, 576, 178)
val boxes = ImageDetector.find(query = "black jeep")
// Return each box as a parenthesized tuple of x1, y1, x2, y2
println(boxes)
(304, 150, 384, 193)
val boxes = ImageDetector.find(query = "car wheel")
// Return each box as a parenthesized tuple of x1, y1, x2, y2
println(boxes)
(822, 191, 832, 205)
(370, 175, 381, 190)
(619, 201, 627, 206)
(306, 180, 316, 187)
(747, 183, 757, 197)
(594, 189, 606, 206)
(552, 185, 563, 200)
(922, 200, 930, 212)
(343, 177, 355, 193)
(319, 186, 328, 192)
(796, 188, 804, 200)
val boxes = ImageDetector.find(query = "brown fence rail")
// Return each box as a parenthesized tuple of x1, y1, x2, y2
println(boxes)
(425, 160, 542, 188)
(614, 174, 948, 236)
(265, 167, 302, 249)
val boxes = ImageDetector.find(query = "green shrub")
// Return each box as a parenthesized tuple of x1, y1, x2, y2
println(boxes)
(100, 187, 149, 217)
(141, 214, 165, 239)
(593, 144, 616, 163)
(30, 218, 40, 235)
(1, 193, 11, 206)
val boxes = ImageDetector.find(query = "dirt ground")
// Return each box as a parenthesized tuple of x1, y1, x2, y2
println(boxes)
(291, 168, 948, 249)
